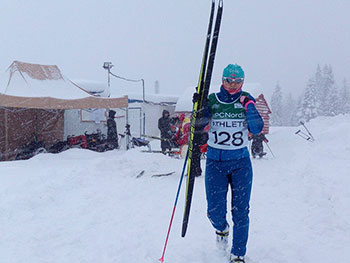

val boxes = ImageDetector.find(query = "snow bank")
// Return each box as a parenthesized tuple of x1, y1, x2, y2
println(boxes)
(0, 115, 349, 263)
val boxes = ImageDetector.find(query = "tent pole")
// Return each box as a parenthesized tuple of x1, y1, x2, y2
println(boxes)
(4, 109, 8, 160)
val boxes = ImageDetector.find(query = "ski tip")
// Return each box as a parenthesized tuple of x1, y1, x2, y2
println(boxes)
(158, 257, 164, 263)
(181, 225, 187, 237)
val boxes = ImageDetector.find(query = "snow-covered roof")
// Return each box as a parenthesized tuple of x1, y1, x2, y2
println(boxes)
(107, 82, 178, 104)
(71, 79, 111, 98)
(127, 92, 178, 104)
(175, 83, 264, 112)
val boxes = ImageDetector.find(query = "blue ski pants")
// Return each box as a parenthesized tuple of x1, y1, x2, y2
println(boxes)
(205, 157, 253, 257)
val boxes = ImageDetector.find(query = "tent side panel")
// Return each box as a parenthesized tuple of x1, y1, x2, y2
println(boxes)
(36, 110, 64, 144)
(6, 109, 37, 160)
(1, 108, 64, 161)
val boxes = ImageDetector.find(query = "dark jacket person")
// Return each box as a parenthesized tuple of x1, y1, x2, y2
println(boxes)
(107, 110, 119, 149)
(158, 110, 172, 152)
(249, 133, 268, 158)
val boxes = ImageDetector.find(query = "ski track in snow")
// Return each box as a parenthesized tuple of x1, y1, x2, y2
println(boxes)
(0, 115, 350, 263)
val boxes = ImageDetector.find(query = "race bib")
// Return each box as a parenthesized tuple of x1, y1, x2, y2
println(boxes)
(207, 118, 248, 150)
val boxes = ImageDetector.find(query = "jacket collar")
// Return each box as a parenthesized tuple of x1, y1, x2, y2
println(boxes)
(217, 85, 242, 103)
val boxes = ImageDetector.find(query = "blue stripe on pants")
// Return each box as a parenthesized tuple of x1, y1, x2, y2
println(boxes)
(205, 157, 253, 257)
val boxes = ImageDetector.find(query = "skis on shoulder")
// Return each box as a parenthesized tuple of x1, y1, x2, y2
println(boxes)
(181, 0, 224, 238)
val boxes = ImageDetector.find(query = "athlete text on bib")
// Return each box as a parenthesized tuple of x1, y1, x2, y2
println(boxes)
(207, 93, 249, 150)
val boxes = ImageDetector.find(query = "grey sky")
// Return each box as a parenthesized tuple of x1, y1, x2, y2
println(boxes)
(1, 0, 349, 100)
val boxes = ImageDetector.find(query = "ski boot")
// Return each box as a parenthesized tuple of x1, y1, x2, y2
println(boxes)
(215, 226, 229, 250)
(259, 152, 267, 158)
(230, 255, 245, 263)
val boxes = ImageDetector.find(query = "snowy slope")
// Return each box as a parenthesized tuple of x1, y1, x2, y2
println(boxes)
(0, 115, 349, 263)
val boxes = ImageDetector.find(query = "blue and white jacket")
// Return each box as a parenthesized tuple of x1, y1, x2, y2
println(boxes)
(204, 86, 264, 161)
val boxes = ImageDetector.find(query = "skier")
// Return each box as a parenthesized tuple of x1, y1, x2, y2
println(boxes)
(107, 110, 119, 149)
(200, 64, 264, 262)
(158, 110, 172, 153)
(249, 132, 269, 158)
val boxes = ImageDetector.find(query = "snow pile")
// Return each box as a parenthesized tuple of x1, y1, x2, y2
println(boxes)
(0, 115, 349, 262)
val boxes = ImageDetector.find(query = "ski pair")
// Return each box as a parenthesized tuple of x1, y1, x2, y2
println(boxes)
(295, 121, 315, 142)
(158, 2, 223, 262)
(182, 0, 224, 237)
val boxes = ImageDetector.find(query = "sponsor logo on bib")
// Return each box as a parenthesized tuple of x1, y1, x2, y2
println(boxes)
(234, 103, 243, 109)
(213, 112, 245, 119)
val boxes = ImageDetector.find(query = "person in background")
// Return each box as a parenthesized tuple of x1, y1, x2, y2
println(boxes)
(107, 110, 119, 149)
(248, 132, 269, 158)
(158, 110, 172, 153)
(173, 113, 191, 156)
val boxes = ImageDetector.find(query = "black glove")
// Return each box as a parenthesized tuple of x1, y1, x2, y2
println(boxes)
(192, 92, 200, 103)
(200, 131, 209, 144)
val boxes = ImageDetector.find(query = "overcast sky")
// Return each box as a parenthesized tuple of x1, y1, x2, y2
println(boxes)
(1, 0, 349, 100)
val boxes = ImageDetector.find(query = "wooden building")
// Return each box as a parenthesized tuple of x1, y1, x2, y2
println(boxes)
(255, 94, 272, 134)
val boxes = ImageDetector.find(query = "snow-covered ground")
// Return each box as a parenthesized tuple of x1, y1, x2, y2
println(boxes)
(1, 115, 349, 263)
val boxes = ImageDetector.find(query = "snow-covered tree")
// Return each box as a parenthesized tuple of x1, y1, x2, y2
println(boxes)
(293, 94, 304, 125)
(300, 78, 318, 122)
(329, 85, 340, 116)
(270, 83, 284, 126)
(314, 64, 323, 112)
(318, 64, 335, 116)
(339, 79, 350, 114)
(283, 93, 297, 126)
(292, 94, 303, 125)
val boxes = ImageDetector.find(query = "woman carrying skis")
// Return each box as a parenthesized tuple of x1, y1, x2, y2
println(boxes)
(201, 64, 264, 262)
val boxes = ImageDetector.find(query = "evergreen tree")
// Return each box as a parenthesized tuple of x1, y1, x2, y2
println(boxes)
(339, 79, 350, 114)
(329, 85, 339, 116)
(319, 64, 335, 116)
(293, 94, 304, 125)
(300, 78, 318, 122)
(283, 92, 296, 126)
(314, 64, 323, 114)
(270, 83, 284, 126)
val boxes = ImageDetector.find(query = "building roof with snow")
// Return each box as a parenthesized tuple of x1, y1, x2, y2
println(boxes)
(70, 79, 178, 105)
(71, 79, 111, 98)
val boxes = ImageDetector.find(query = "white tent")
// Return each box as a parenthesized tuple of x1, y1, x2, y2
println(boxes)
(0, 61, 128, 109)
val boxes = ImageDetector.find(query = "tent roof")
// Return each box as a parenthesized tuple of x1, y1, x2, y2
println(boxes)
(0, 93, 128, 110)
(0, 61, 127, 109)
